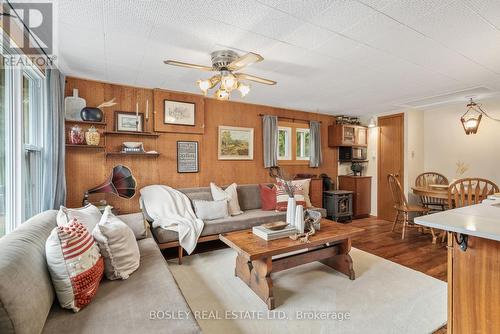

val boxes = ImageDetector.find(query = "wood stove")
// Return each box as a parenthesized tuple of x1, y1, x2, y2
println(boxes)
(323, 190, 353, 222)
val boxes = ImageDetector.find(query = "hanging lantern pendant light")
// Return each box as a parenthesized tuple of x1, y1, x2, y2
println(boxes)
(460, 98, 500, 135)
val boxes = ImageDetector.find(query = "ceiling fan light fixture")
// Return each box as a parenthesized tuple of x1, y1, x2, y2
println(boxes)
(197, 79, 211, 95)
(215, 88, 229, 100)
(237, 82, 250, 97)
(220, 71, 237, 91)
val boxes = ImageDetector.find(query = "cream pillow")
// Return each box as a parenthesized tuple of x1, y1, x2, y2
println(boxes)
(92, 206, 140, 280)
(210, 182, 243, 216)
(57, 204, 102, 232)
(193, 200, 229, 221)
(292, 179, 312, 207)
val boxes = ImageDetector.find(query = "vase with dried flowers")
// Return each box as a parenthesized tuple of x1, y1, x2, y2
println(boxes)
(269, 166, 296, 227)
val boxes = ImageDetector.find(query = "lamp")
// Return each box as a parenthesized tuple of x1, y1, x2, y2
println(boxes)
(460, 98, 500, 135)
(82, 165, 137, 206)
(237, 82, 250, 97)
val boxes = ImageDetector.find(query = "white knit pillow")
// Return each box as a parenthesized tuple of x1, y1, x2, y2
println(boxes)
(57, 204, 102, 232)
(92, 206, 140, 280)
(210, 182, 243, 216)
(193, 200, 229, 221)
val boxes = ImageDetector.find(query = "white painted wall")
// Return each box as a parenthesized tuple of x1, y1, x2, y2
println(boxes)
(423, 98, 500, 186)
(364, 96, 500, 217)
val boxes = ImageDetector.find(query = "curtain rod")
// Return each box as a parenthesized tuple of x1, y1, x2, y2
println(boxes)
(257, 114, 322, 124)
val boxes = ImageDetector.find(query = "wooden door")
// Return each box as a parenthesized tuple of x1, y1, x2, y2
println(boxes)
(377, 113, 404, 221)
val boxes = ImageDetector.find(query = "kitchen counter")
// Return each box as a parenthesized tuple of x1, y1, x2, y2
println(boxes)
(415, 199, 500, 333)
(414, 201, 500, 241)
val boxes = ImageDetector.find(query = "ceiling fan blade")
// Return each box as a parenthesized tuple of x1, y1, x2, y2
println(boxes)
(163, 60, 213, 71)
(227, 52, 263, 71)
(236, 73, 276, 85)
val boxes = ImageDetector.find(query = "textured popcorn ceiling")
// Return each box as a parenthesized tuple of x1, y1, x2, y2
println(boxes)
(56, 0, 500, 115)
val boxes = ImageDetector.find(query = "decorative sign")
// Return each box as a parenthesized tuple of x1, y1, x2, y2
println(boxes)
(177, 141, 199, 173)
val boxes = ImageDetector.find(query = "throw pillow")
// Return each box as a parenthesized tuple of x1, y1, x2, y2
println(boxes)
(259, 184, 277, 210)
(46, 219, 104, 312)
(292, 179, 312, 207)
(92, 206, 140, 280)
(275, 180, 306, 211)
(210, 182, 244, 216)
(57, 204, 102, 232)
(193, 199, 229, 220)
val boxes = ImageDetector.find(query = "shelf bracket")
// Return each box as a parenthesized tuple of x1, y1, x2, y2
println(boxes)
(454, 233, 468, 252)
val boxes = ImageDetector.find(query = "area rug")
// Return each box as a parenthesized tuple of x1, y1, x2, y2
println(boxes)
(168, 248, 446, 334)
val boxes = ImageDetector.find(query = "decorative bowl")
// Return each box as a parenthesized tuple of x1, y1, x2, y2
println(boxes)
(123, 141, 143, 148)
(261, 221, 288, 231)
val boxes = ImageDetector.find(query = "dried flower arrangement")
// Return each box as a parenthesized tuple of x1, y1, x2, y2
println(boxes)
(455, 161, 469, 179)
(268, 166, 294, 197)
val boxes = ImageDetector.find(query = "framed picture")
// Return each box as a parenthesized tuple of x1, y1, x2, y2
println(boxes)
(115, 111, 143, 132)
(164, 100, 195, 126)
(177, 141, 199, 173)
(218, 126, 254, 160)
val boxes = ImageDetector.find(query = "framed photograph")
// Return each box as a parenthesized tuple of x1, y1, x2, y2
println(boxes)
(164, 100, 195, 126)
(177, 141, 199, 173)
(218, 126, 254, 160)
(115, 111, 143, 132)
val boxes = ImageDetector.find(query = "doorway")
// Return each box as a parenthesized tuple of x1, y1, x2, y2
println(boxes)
(377, 113, 404, 221)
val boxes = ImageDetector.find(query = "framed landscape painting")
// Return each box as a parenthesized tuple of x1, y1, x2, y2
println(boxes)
(218, 126, 254, 160)
(164, 100, 195, 126)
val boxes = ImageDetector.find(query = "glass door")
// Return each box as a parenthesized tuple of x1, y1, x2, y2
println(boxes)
(0, 55, 5, 237)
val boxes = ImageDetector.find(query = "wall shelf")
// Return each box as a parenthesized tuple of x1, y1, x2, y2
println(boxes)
(105, 152, 160, 157)
(65, 119, 107, 126)
(66, 144, 105, 149)
(104, 131, 160, 137)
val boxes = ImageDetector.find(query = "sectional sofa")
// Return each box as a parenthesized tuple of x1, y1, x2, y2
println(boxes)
(143, 184, 327, 264)
(0, 210, 201, 334)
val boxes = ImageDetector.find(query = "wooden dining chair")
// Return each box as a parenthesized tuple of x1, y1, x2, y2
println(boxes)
(415, 172, 449, 212)
(448, 178, 499, 208)
(388, 174, 431, 240)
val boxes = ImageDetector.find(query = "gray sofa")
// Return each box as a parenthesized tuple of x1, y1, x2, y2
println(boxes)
(0, 210, 201, 334)
(146, 184, 326, 260)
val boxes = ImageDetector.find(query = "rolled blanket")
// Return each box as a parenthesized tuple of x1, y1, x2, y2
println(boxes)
(140, 185, 204, 254)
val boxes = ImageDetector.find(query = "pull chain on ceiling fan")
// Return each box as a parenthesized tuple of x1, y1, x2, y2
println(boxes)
(164, 50, 276, 100)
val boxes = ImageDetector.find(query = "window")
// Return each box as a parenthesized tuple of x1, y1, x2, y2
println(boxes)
(296, 128, 310, 160)
(1, 40, 45, 236)
(22, 71, 43, 220)
(278, 127, 291, 160)
(0, 55, 5, 237)
(277, 121, 310, 165)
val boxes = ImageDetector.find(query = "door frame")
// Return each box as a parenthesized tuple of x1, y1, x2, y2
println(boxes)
(377, 113, 404, 220)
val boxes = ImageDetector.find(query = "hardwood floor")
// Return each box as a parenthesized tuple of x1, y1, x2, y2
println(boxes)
(349, 217, 447, 281)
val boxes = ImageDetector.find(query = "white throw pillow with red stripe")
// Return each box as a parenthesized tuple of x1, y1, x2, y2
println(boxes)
(275, 179, 306, 211)
(46, 218, 104, 312)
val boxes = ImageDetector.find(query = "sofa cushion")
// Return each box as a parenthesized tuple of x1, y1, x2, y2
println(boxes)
(0, 210, 57, 334)
(116, 212, 148, 240)
(237, 184, 262, 210)
(43, 238, 201, 334)
(178, 187, 213, 202)
(153, 209, 285, 243)
(152, 207, 327, 244)
(193, 199, 229, 221)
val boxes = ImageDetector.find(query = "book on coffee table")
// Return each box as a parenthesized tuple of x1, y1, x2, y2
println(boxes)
(252, 224, 297, 241)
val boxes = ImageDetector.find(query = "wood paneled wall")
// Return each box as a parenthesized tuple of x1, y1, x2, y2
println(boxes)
(65, 77, 338, 213)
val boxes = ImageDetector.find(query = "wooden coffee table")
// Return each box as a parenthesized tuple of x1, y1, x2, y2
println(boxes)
(219, 219, 364, 309)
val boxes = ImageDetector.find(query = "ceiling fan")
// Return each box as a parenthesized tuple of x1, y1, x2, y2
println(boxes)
(164, 50, 276, 100)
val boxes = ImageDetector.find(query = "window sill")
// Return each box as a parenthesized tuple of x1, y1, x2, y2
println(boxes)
(278, 160, 311, 166)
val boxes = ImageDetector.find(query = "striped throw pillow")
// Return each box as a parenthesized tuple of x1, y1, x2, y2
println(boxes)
(275, 180, 306, 211)
(46, 218, 104, 312)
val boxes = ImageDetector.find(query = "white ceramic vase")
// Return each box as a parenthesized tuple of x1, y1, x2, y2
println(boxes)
(295, 205, 305, 233)
(286, 197, 296, 227)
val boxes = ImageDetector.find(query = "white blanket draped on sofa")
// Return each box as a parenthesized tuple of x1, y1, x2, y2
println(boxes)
(140, 185, 204, 254)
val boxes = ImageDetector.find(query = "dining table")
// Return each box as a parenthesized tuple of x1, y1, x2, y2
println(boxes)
(411, 185, 449, 200)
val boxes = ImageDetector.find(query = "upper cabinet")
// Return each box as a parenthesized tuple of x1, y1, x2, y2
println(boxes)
(328, 124, 368, 147)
